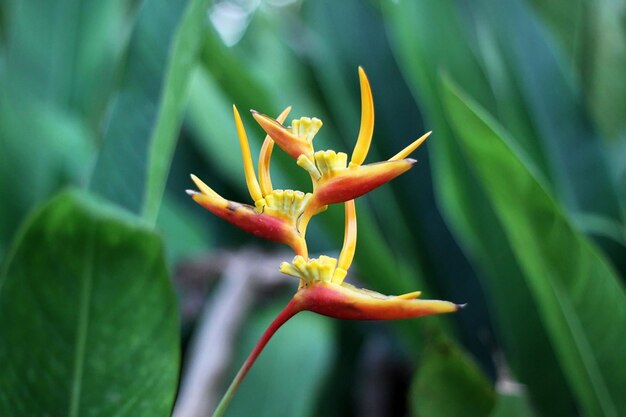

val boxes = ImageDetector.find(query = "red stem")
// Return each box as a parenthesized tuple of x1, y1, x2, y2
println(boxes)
(211, 298, 301, 417)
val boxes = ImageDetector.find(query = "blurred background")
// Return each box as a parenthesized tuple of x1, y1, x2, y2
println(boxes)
(1, 0, 625, 416)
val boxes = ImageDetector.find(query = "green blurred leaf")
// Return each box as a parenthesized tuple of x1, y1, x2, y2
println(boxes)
(381, 2, 573, 414)
(2, 0, 131, 118)
(489, 391, 536, 417)
(186, 67, 251, 187)
(156, 193, 214, 265)
(477, 0, 622, 223)
(226, 306, 335, 417)
(0, 95, 94, 258)
(0, 189, 179, 416)
(90, 0, 210, 223)
(442, 77, 626, 417)
(410, 339, 495, 417)
(531, 0, 626, 142)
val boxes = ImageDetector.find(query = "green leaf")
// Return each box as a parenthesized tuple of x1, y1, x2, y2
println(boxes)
(156, 192, 214, 265)
(186, 67, 253, 188)
(0, 95, 94, 258)
(226, 305, 336, 417)
(477, 0, 622, 223)
(0, 189, 179, 416)
(89, 0, 211, 224)
(410, 339, 495, 417)
(530, 0, 626, 142)
(381, 2, 573, 414)
(2, 0, 131, 118)
(441, 76, 626, 417)
(489, 391, 536, 417)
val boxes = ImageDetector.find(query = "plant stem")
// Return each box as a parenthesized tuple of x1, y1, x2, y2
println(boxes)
(211, 298, 301, 417)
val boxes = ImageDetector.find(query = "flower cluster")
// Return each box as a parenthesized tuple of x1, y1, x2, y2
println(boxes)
(187, 68, 461, 416)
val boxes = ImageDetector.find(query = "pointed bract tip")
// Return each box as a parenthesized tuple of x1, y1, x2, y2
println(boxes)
(185, 189, 198, 196)
(250, 109, 259, 115)
(457, 303, 468, 310)
(407, 158, 417, 165)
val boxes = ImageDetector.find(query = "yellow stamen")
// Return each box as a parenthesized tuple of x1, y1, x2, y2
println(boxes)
(333, 200, 357, 283)
(280, 255, 338, 285)
(190, 174, 222, 199)
(233, 105, 263, 202)
(291, 117, 323, 143)
(259, 106, 292, 196)
(257, 189, 312, 223)
(315, 150, 348, 178)
(350, 67, 374, 167)
(296, 155, 322, 181)
(389, 131, 431, 161)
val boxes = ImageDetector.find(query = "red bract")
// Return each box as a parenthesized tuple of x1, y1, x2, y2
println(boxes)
(294, 282, 460, 320)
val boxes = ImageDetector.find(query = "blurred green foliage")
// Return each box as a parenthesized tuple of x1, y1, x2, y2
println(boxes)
(1, 0, 625, 416)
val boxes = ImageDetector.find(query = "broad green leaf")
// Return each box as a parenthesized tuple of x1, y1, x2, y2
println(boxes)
(90, 0, 211, 223)
(442, 77, 626, 417)
(0, 189, 179, 416)
(381, 2, 572, 415)
(226, 304, 335, 417)
(410, 339, 495, 417)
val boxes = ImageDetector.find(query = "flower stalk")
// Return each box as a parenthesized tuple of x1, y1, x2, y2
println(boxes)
(211, 299, 301, 417)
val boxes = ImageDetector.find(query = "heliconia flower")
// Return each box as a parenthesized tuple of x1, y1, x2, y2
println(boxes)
(187, 106, 309, 258)
(252, 67, 431, 234)
(191, 68, 462, 417)
(210, 199, 462, 417)
(280, 200, 460, 320)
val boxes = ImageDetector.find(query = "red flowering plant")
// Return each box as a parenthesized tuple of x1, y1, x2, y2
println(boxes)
(187, 68, 463, 417)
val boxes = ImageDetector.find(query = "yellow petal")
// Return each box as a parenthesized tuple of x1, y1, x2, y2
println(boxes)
(189, 174, 222, 199)
(395, 291, 422, 300)
(334, 200, 357, 283)
(350, 67, 375, 167)
(259, 106, 292, 196)
(389, 131, 431, 161)
(233, 105, 263, 202)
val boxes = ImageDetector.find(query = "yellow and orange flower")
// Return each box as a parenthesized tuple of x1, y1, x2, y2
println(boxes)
(252, 67, 431, 233)
(187, 68, 462, 417)
(281, 200, 459, 320)
(187, 106, 309, 258)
